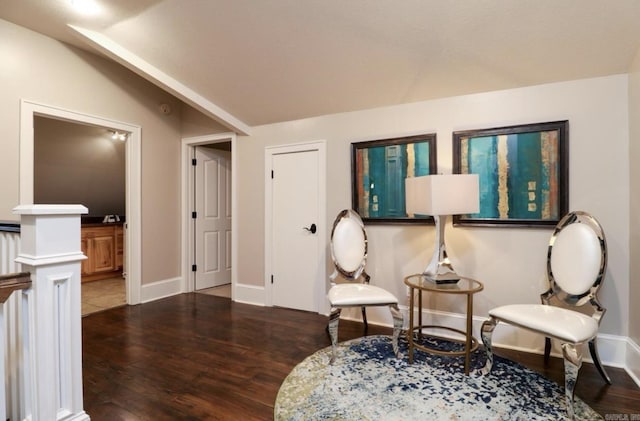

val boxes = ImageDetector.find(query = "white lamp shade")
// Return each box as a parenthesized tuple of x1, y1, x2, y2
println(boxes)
(405, 174, 480, 216)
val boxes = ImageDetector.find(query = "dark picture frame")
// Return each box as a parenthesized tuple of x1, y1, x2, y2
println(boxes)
(351, 134, 437, 224)
(453, 121, 568, 228)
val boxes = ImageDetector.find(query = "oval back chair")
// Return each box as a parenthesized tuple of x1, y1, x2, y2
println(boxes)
(480, 211, 610, 419)
(327, 209, 402, 363)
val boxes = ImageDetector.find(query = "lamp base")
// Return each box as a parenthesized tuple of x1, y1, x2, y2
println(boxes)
(423, 214, 461, 284)
(422, 272, 460, 285)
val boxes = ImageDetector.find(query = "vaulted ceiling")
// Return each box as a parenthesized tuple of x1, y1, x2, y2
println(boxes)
(2, 0, 640, 132)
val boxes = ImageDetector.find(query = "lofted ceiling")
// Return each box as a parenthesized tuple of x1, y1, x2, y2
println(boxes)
(2, 0, 640, 131)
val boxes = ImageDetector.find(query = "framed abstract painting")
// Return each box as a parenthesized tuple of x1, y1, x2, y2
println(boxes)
(452, 121, 568, 227)
(351, 134, 437, 224)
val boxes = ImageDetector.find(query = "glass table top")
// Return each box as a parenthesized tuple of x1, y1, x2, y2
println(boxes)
(404, 274, 483, 294)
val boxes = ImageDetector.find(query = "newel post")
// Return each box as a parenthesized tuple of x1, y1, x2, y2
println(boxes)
(13, 205, 90, 421)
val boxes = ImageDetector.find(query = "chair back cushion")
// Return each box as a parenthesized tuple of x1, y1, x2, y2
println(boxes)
(547, 211, 606, 303)
(331, 210, 367, 280)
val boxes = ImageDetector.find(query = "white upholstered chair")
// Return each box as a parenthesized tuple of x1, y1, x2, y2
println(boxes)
(327, 209, 403, 363)
(480, 211, 611, 419)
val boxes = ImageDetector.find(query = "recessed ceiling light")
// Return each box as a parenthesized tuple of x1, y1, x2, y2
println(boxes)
(70, 0, 101, 16)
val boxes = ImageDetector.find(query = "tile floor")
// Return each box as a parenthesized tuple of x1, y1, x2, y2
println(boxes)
(81, 276, 126, 316)
(196, 283, 231, 298)
(81, 279, 230, 316)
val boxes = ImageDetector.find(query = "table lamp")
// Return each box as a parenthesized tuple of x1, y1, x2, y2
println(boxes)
(405, 174, 479, 284)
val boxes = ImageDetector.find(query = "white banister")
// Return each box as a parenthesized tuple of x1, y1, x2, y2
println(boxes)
(0, 273, 31, 421)
(0, 230, 21, 274)
(0, 223, 26, 420)
(13, 205, 89, 421)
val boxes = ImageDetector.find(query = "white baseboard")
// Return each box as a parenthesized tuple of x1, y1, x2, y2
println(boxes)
(139, 279, 640, 387)
(140, 277, 182, 303)
(409, 307, 629, 369)
(626, 337, 640, 386)
(233, 283, 265, 306)
(139, 278, 266, 305)
(61, 410, 91, 421)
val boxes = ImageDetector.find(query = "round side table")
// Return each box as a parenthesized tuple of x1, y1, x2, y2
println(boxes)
(404, 274, 484, 375)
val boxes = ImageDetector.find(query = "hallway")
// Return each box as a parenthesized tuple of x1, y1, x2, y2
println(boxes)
(81, 277, 126, 316)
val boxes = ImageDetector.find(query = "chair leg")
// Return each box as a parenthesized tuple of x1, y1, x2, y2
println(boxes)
(589, 338, 612, 384)
(561, 343, 582, 420)
(361, 306, 368, 335)
(328, 307, 341, 364)
(544, 337, 552, 364)
(389, 304, 403, 359)
(480, 317, 497, 375)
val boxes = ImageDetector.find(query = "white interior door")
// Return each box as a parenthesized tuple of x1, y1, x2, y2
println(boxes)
(271, 149, 320, 311)
(194, 146, 232, 290)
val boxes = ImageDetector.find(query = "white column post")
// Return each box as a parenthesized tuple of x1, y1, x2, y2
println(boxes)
(13, 205, 90, 421)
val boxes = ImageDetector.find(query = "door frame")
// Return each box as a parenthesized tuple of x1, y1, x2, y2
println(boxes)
(264, 140, 327, 313)
(181, 133, 237, 297)
(19, 99, 142, 304)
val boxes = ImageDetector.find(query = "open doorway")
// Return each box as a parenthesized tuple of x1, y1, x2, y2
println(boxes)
(181, 133, 237, 300)
(34, 116, 127, 315)
(20, 100, 142, 306)
(193, 144, 231, 293)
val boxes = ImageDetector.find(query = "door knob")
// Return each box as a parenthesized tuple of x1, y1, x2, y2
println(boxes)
(303, 223, 317, 234)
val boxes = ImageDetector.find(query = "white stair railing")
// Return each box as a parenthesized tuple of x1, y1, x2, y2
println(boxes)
(0, 229, 21, 274)
(0, 223, 26, 420)
(0, 273, 31, 421)
(10, 205, 90, 421)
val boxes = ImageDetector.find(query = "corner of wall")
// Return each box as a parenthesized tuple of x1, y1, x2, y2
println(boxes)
(140, 277, 183, 303)
(180, 103, 229, 138)
(628, 45, 640, 345)
(233, 283, 266, 307)
(626, 337, 640, 387)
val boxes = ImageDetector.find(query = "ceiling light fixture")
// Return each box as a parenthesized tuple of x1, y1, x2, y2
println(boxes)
(70, 0, 101, 16)
(110, 130, 127, 141)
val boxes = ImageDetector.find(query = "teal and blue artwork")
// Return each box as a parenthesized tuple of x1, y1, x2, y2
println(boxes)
(453, 121, 568, 227)
(352, 134, 436, 223)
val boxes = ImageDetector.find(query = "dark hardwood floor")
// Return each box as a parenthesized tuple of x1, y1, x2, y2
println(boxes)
(82, 293, 640, 420)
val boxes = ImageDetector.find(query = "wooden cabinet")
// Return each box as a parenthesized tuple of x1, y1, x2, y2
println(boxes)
(115, 224, 124, 270)
(81, 224, 124, 282)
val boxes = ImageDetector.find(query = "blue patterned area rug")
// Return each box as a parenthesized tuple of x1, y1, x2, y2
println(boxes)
(274, 335, 602, 421)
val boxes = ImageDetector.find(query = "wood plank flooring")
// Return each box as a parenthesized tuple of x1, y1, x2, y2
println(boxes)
(82, 293, 640, 420)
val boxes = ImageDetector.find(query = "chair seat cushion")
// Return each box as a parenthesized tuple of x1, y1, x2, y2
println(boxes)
(328, 284, 398, 306)
(489, 304, 598, 344)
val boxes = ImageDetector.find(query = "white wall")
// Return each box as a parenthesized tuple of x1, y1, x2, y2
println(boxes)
(627, 44, 640, 384)
(0, 19, 183, 286)
(34, 117, 126, 218)
(238, 74, 630, 339)
(180, 104, 229, 138)
(629, 48, 640, 346)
